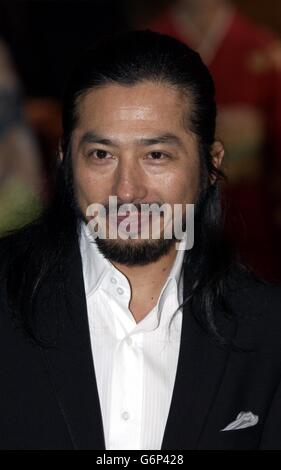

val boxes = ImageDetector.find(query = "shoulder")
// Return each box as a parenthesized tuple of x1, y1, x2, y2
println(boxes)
(223, 265, 281, 350)
(226, 266, 281, 311)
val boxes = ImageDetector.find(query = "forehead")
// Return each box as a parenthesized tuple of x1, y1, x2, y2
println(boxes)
(75, 81, 191, 133)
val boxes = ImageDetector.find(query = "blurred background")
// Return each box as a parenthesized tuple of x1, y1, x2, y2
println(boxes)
(0, 0, 280, 282)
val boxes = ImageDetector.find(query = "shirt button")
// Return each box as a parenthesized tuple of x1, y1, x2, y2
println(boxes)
(121, 411, 130, 421)
(111, 277, 117, 284)
(117, 287, 124, 295)
(126, 336, 133, 346)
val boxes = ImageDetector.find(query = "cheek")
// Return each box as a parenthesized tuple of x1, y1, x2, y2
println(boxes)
(154, 165, 200, 204)
(73, 159, 109, 206)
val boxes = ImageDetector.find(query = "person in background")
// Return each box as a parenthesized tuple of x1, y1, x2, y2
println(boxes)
(0, 38, 44, 234)
(149, 0, 281, 281)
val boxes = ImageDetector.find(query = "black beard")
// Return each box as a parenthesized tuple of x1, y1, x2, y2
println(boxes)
(70, 171, 192, 265)
(72, 195, 185, 266)
(93, 236, 177, 266)
(74, 202, 187, 266)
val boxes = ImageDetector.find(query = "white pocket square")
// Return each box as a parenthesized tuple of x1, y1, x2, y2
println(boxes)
(220, 411, 259, 432)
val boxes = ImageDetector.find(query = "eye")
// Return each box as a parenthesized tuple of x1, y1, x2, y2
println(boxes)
(147, 151, 170, 160)
(87, 149, 112, 159)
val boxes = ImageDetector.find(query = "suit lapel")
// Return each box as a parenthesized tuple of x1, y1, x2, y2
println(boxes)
(161, 275, 235, 450)
(40, 235, 105, 450)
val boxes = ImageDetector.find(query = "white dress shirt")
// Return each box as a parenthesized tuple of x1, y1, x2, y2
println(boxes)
(79, 223, 186, 450)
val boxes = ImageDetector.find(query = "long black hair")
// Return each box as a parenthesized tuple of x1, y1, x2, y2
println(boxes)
(1, 30, 249, 346)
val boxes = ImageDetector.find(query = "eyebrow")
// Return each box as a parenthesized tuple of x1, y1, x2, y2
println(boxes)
(77, 131, 185, 151)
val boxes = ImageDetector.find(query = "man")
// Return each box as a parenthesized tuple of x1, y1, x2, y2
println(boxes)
(149, 0, 281, 281)
(0, 30, 281, 450)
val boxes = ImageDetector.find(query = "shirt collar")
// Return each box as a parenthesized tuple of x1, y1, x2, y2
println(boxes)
(80, 222, 114, 297)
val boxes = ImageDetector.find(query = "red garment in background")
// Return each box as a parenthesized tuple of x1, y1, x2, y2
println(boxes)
(150, 8, 281, 281)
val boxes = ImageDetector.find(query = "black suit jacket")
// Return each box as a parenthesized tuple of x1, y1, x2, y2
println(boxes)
(1, 234, 281, 450)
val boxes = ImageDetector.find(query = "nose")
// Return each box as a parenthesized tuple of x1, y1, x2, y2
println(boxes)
(112, 158, 147, 203)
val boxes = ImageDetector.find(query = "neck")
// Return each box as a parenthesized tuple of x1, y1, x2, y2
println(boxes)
(112, 244, 178, 323)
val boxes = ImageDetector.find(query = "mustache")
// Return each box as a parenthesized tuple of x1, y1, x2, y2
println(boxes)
(102, 201, 165, 215)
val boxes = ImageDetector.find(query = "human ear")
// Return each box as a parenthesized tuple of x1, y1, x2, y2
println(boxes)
(210, 140, 224, 184)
